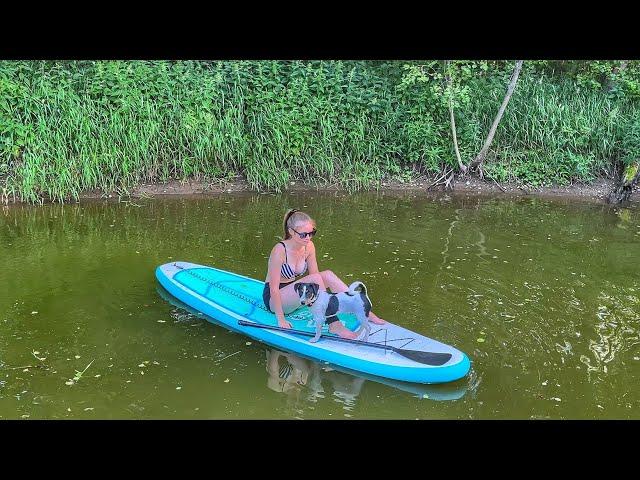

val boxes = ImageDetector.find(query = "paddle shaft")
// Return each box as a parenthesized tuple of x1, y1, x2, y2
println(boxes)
(236, 320, 453, 366)
(239, 319, 406, 354)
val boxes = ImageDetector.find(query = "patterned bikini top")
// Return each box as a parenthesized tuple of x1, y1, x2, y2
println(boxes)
(278, 241, 308, 280)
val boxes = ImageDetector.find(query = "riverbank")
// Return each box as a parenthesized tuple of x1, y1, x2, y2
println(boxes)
(3, 174, 637, 206)
(80, 175, 636, 205)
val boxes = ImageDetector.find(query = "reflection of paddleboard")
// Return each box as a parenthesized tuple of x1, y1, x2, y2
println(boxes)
(156, 285, 467, 400)
(156, 262, 471, 384)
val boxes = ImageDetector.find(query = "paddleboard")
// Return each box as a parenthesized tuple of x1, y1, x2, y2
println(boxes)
(155, 261, 471, 384)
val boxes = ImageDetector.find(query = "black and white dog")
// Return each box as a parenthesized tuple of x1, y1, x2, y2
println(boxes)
(294, 281, 373, 343)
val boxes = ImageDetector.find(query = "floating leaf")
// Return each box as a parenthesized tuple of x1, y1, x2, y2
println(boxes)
(224, 378, 230, 383)
(75, 355, 81, 359)
(31, 311, 38, 315)
(477, 338, 485, 343)
(176, 386, 182, 390)
(65, 380, 74, 386)
(245, 342, 252, 346)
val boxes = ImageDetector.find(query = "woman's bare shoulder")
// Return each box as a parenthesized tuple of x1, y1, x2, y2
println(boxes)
(270, 242, 286, 258)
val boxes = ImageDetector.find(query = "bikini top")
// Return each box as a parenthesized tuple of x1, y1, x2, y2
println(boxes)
(278, 241, 308, 280)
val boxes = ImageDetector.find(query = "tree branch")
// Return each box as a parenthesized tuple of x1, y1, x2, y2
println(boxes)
(469, 60, 524, 171)
(445, 60, 467, 174)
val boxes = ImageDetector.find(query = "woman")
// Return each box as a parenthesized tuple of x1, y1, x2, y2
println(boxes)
(263, 208, 385, 339)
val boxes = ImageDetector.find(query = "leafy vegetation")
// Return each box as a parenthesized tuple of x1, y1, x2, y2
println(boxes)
(1, 60, 639, 202)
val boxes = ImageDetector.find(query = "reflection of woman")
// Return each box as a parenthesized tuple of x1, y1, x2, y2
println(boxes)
(266, 349, 310, 394)
(265, 349, 366, 409)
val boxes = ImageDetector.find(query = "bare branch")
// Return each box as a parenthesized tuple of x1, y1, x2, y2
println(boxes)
(469, 60, 524, 171)
(445, 61, 467, 174)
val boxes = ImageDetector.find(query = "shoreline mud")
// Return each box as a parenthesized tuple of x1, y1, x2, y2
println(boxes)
(97, 176, 634, 204)
(3, 175, 639, 206)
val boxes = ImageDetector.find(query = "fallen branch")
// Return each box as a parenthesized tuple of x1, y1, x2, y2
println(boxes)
(5, 365, 44, 370)
(444, 170, 456, 191)
(215, 351, 241, 363)
(428, 166, 454, 190)
(484, 173, 506, 192)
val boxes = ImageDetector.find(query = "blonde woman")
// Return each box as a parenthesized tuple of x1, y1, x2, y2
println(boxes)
(263, 209, 386, 339)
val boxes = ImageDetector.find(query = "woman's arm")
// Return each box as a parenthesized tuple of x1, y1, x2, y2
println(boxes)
(267, 244, 292, 328)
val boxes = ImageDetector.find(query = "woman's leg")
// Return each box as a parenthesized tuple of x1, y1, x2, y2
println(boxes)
(318, 270, 386, 324)
(271, 273, 359, 339)
(271, 273, 327, 314)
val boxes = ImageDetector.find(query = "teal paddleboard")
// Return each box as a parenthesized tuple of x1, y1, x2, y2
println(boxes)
(156, 261, 471, 384)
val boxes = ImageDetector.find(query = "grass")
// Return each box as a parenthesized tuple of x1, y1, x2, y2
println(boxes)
(1, 60, 639, 202)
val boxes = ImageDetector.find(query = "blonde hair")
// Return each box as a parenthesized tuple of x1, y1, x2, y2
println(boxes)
(282, 209, 315, 240)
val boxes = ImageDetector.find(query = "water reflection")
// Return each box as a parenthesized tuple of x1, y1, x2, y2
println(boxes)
(265, 349, 366, 412)
(264, 347, 470, 414)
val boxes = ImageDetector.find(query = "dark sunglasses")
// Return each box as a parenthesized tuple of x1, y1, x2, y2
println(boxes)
(291, 227, 317, 239)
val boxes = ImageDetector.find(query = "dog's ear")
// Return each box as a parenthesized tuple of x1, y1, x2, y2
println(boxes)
(310, 283, 320, 297)
(294, 283, 303, 296)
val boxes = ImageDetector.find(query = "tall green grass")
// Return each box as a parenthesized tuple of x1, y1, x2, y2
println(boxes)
(1, 60, 639, 203)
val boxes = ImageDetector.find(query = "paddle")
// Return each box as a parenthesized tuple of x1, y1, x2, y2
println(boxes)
(237, 320, 452, 366)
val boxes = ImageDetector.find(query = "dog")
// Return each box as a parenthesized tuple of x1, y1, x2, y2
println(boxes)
(293, 281, 373, 343)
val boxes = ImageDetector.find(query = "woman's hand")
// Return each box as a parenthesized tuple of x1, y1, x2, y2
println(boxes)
(369, 312, 386, 324)
(278, 318, 292, 329)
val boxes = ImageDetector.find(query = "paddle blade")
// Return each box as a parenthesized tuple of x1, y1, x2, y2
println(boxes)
(395, 349, 452, 366)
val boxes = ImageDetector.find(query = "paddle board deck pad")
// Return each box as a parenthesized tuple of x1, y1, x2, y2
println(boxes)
(156, 262, 471, 384)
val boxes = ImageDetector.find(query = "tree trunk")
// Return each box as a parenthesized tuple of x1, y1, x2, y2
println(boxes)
(606, 60, 628, 93)
(445, 61, 467, 174)
(469, 60, 524, 173)
(607, 161, 640, 204)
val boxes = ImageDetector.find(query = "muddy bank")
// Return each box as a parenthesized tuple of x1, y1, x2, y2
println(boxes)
(3, 175, 638, 205)
(120, 176, 635, 205)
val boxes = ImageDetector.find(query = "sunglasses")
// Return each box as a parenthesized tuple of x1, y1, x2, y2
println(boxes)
(291, 227, 317, 239)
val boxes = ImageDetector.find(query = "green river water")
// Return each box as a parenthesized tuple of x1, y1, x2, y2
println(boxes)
(1, 191, 639, 419)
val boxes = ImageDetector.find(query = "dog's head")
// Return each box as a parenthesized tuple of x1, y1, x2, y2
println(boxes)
(293, 282, 320, 306)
